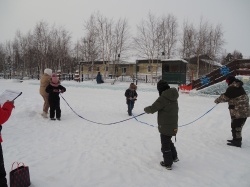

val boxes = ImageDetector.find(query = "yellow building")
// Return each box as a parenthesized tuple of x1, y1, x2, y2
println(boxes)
(78, 60, 136, 80)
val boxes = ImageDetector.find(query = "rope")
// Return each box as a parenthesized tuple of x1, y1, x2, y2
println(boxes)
(61, 94, 217, 127)
(133, 105, 217, 128)
(178, 105, 217, 127)
(60, 94, 145, 125)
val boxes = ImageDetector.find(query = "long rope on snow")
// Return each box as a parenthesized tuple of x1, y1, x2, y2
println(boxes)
(61, 94, 217, 127)
(60, 94, 145, 125)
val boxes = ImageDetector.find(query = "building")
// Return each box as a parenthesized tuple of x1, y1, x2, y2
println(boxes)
(78, 60, 135, 80)
(185, 54, 222, 80)
(161, 59, 188, 84)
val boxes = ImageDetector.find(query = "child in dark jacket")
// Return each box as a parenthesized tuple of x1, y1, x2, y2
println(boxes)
(125, 83, 138, 116)
(144, 80, 179, 170)
(46, 73, 66, 120)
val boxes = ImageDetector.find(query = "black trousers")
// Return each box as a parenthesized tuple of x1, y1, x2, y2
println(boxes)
(231, 118, 247, 142)
(0, 143, 7, 187)
(49, 98, 61, 119)
(160, 134, 177, 166)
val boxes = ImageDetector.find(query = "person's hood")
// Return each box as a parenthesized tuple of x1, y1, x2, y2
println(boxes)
(230, 79, 243, 88)
(161, 87, 179, 101)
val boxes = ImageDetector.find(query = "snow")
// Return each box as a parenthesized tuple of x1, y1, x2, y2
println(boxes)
(1, 79, 250, 187)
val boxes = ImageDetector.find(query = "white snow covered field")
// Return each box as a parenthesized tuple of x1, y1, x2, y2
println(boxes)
(1, 79, 250, 187)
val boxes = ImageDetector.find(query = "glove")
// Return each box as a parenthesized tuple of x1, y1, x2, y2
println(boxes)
(214, 99, 219, 104)
(144, 107, 150, 114)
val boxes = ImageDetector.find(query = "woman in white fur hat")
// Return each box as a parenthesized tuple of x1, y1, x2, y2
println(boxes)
(40, 68, 52, 118)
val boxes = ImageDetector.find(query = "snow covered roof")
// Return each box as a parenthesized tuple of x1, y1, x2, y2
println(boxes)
(202, 59, 222, 67)
(161, 59, 188, 63)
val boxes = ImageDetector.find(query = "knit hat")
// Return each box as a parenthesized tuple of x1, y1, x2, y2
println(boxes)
(51, 73, 59, 84)
(157, 80, 170, 95)
(44, 68, 52, 76)
(226, 75, 236, 85)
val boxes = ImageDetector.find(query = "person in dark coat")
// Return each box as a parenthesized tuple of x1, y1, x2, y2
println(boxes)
(144, 80, 179, 170)
(125, 83, 138, 116)
(46, 73, 66, 120)
(0, 100, 15, 187)
(214, 75, 250, 147)
(96, 72, 104, 84)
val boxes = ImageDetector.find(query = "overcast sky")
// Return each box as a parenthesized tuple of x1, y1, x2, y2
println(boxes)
(0, 0, 250, 57)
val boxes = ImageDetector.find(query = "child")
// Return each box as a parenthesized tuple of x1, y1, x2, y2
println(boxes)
(125, 83, 138, 116)
(46, 73, 66, 120)
(144, 80, 179, 170)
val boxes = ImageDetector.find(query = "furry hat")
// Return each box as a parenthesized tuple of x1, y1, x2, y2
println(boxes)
(226, 75, 236, 85)
(44, 68, 52, 76)
(51, 73, 59, 84)
(157, 80, 170, 95)
(129, 83, 137, 90)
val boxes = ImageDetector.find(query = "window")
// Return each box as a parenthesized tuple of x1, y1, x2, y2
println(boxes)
(147, 66, 152, 72)
(136, 66, 139, 72)
(105, 66, 108, 71)
(122, 67, 126, 74)
(96, 66, 100, 71)
(88, 67, 92, 72)
(115, 67, 118, 73)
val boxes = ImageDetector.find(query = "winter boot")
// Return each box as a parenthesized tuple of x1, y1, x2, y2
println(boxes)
(41, 111, 48, 118)
(56, 118, 61, 121)
(173, 157, 179, 162)
(160, 161, 172, 170)
(227, 140, 234, 143)
(50, 118, 56, 120)
(227, 140, 241, 148)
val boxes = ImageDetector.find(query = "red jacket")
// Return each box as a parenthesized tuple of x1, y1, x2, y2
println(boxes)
(0, 102, 14, 142)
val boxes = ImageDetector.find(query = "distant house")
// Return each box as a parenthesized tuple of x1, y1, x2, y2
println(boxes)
(185, 55, 222, 80)
(134, 59, 162, 83)
(78, 60, 135, 79)
(77, 55, 221, 83)
(109, 60, 135, 78)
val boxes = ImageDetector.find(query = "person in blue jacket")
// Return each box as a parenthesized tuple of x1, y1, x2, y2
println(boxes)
(96, 72, 104, 84)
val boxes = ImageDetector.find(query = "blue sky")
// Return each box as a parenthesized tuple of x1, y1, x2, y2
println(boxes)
(0, 0, 250, 57)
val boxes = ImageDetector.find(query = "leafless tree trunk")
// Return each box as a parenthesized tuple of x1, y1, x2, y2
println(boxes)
(159, 14, 178, 59)
(112, 18, 131, 77)
(134, 12, 160, 84)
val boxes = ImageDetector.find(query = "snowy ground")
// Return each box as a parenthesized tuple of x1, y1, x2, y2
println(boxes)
(1, 79, 250, 187)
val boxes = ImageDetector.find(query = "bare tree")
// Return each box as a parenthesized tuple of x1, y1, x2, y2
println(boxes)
(112, 18, 131, 77)
(134, 12, 163, 84)
(33, 21, 50, 73)
(179, 18, 225, 78)
(159, 14, 178, 59)
(82, 13, 100, 79)
(179, 20, 196, 59)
